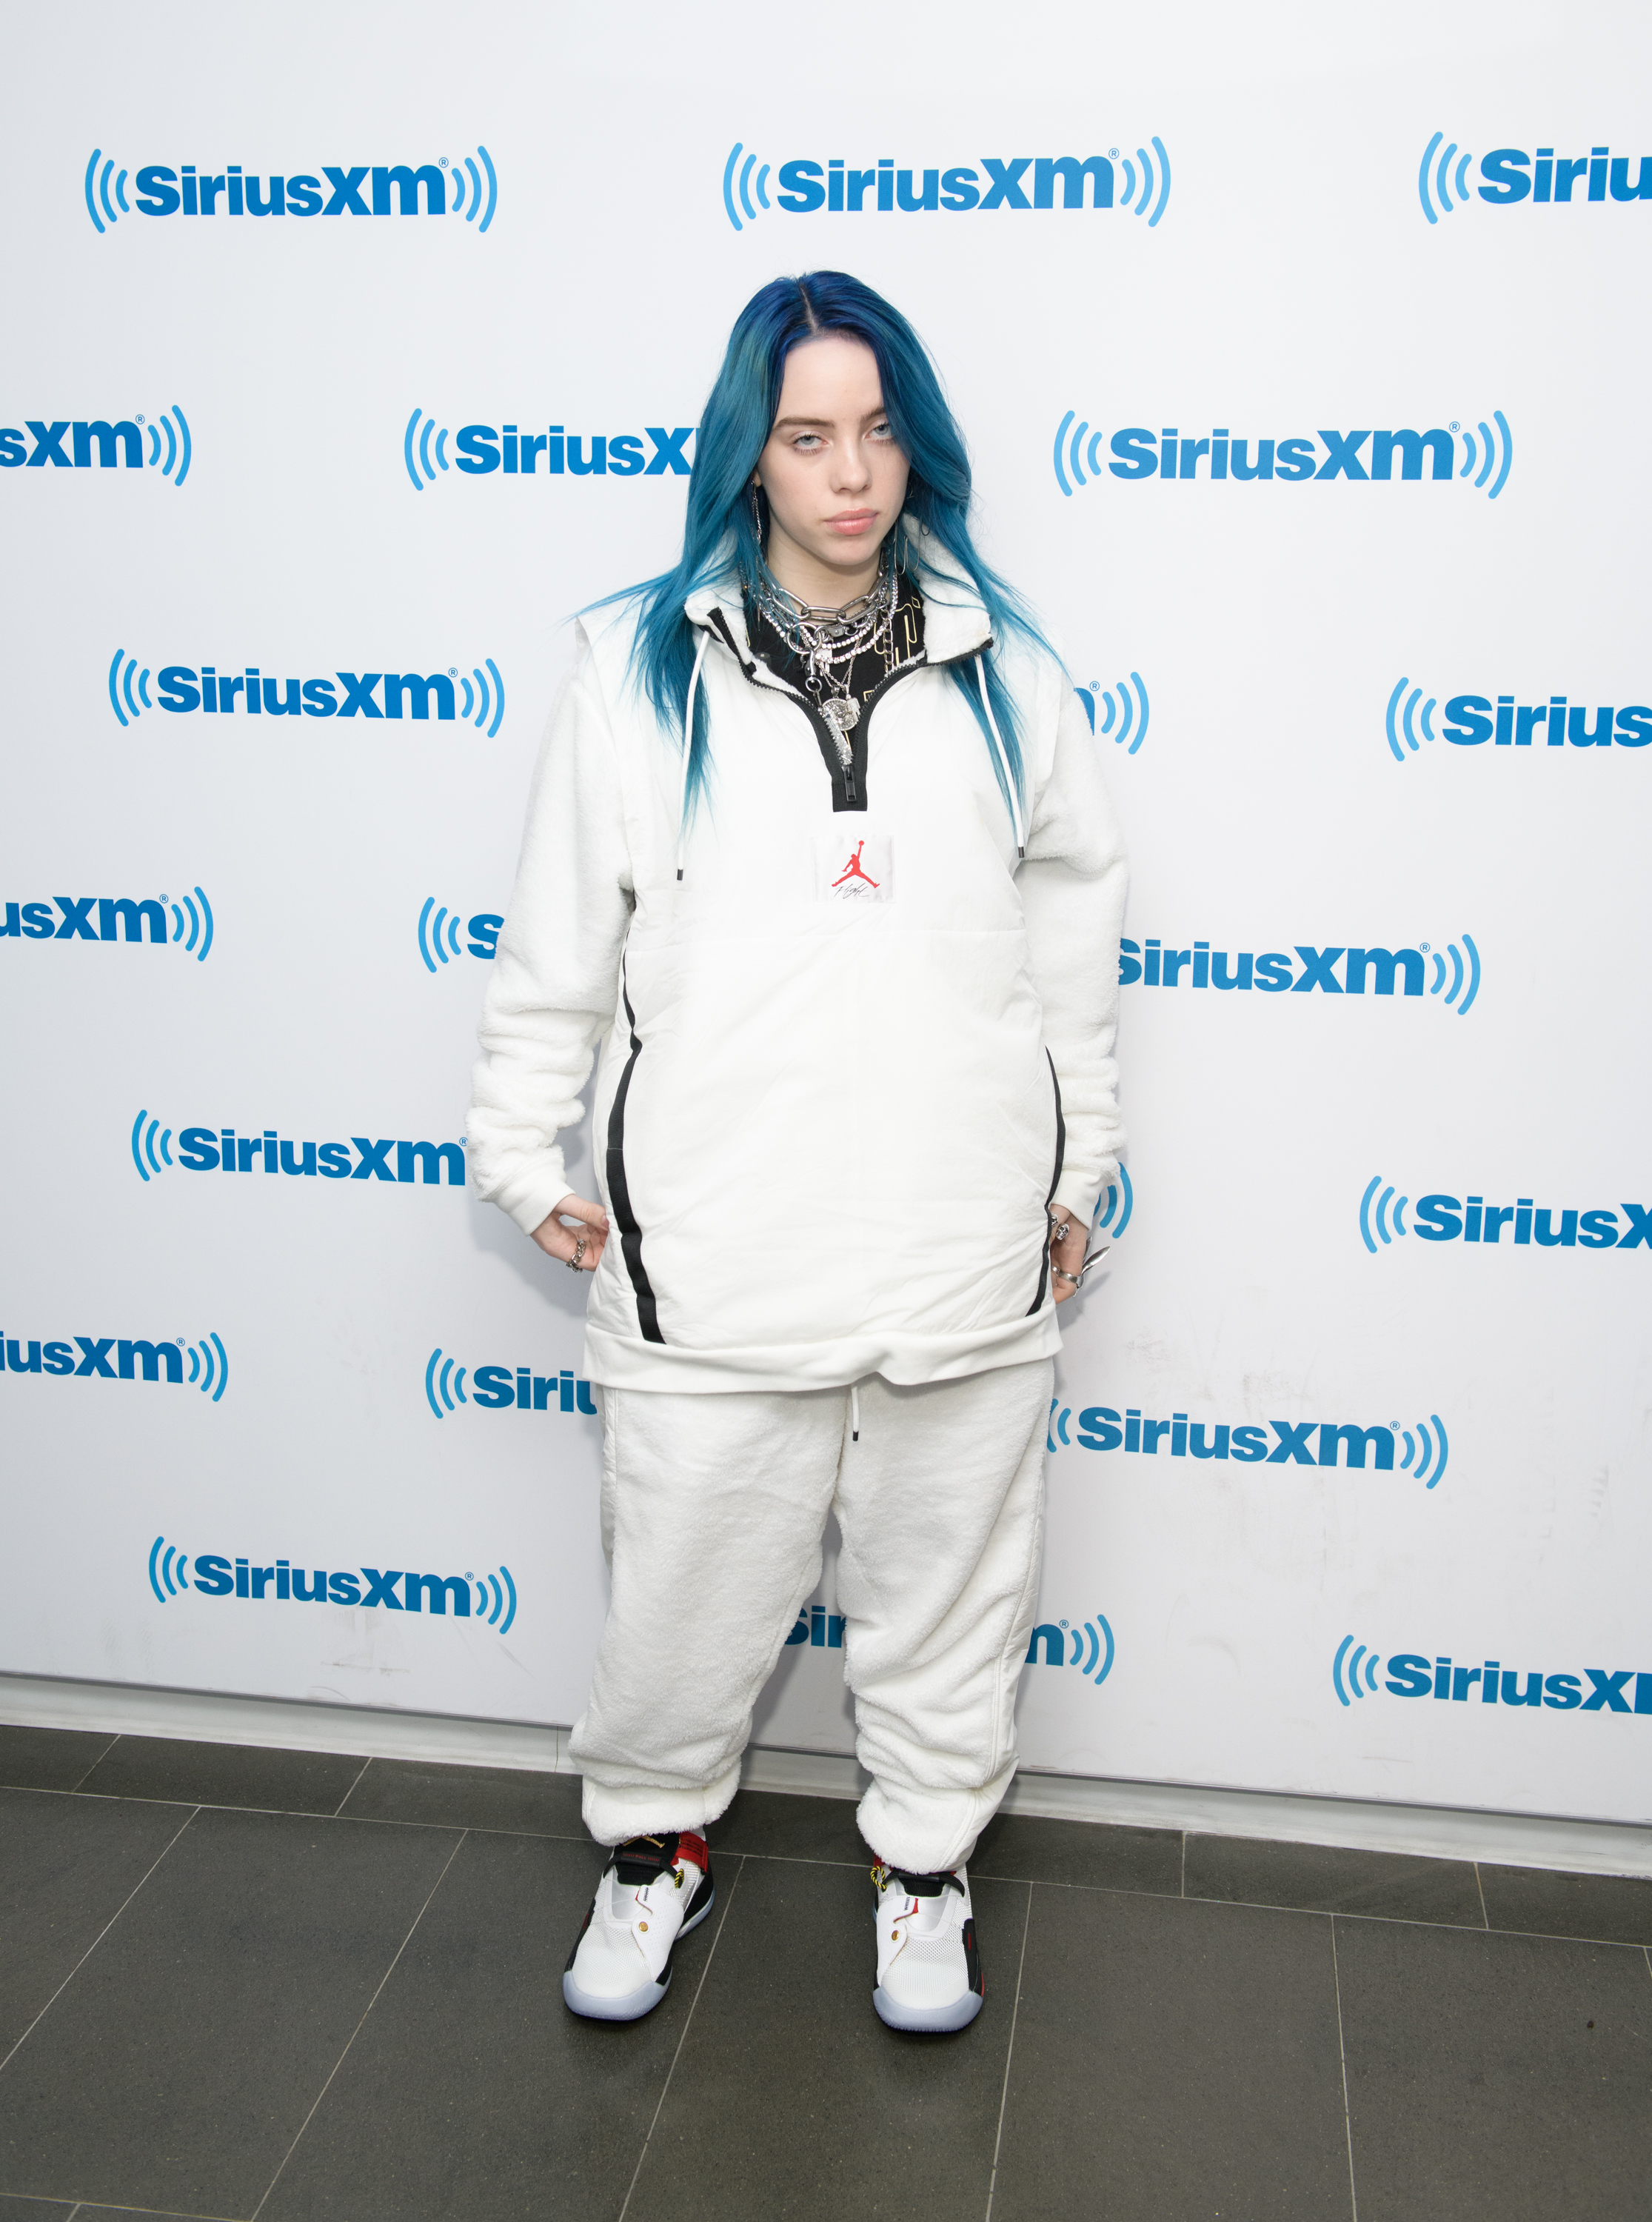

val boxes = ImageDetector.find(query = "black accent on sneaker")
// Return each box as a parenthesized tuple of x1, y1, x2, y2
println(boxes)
(612, 1832, 683, 1886)
(963, 1915, 984, 1998)
(891, 1867, 965, 1898)
(564, 1898, 595, 1974)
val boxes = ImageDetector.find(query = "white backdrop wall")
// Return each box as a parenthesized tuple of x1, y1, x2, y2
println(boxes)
(3, 0, 1648, 1830)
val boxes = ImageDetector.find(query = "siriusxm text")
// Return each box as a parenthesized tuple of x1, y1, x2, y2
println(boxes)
(1474, 148, 1652, 204)
(1382, 1655, 1651, 1712)
(4, 898, 169, 944)
(1413, 1197, 1651, 1250)
(1443, 696, 1651, 748)
(133, 165, 461, 218)
(1120, 941, 1431, 994)
(1, 421, 149, 470)
(472, 1367, 600, 1413)
(1106, 428, 1474, 481)
(772, 156, 1133, 213)
(1075, 1412, 1408, 1465)
(170, 1130, 465, 1184)
(4, 1335, 189, 1381)
(450, 426, 694, 477)
(155, 669, 467, 719)
(193, 1558, 481, 1612)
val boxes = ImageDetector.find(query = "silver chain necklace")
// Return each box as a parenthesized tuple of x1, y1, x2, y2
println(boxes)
(749, 539, 898, 761)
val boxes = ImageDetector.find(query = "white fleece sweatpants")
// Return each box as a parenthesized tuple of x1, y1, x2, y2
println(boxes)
(568, 1357, 1053, 1875)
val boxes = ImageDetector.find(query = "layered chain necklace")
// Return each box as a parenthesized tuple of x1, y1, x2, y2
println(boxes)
(748, 537, 899, 762)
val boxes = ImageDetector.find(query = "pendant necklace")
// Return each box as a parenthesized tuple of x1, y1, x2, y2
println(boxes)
(749, 539, 899, 766)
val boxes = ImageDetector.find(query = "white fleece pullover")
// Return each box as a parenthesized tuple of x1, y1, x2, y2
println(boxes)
(469, 538, 1128, 1393)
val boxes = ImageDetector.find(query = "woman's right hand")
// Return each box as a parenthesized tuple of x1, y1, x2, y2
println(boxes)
(531, 1194, 610, 1274)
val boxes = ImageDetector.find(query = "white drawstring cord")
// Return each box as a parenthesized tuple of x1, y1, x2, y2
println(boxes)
(676, 631, 711, 881)
(849, 1383, 860, 1443)
(974, 653, 1025, 858)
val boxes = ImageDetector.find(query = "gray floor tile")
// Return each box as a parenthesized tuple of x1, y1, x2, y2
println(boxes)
(626, 1856, 1026, 2222)
(0, 1725, 118, 1793)
(0, 1789, 193, 2055)
(74, 1735, 368, 1816)
(706, 1788, 869, 1866)
(336, 1755, 587, 1839)
(1477, 1861, 1652, 1946)
(992, 1888, 1351, 2222)
(1336, 1913, 1652, 2221)
(262, 1831, 731, 2222)
(1186, 1830, 1487, 1926)
(0, 1806, 460, 2215)
(0, 2196, 78, 2214)
(973, 1809, 1183, 1895)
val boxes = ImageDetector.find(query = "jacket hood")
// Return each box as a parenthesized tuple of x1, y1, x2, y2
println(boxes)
(683, 516, 993, 669)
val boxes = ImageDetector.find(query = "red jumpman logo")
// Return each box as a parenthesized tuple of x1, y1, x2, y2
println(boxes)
(832, 841, 880, 890)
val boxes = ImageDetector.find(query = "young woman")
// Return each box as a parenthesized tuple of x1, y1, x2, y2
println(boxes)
(469, 272, 1126, 2033)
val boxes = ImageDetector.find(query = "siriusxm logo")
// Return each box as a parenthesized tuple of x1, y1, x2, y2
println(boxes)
(418, 901, 501, 972)
(1121, 934, 1481, 1015)
(4, 888, 213, 961)
(1054, 414, 1513, 501)
(110, 656, 505, 734)
(1334, 1636, 1651, 1717)
(1025, 1612, 1115, 1685)
(130, 1115, 464, 1189)
(1050, 1403, 1448, 1485)
(1386, 680, 1650, 761)
(721, 142, 1170, 230)
(0, 410, 191, 484)
(785, 1603, 846, 1650)
(425, 1349, 598, 1420)
(86, 148, 497, 233)
(147, 1538, 518, 1629)
(1418, 135, 1652, 223)
(403, 412, 694, 493)
(1360, 1178, 1652, 1255)
(1074, 674, 1149, 753)
(4, 1332, 227, 1399)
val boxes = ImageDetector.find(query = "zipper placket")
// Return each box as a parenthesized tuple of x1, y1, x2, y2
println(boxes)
(701, 606, 946, 813)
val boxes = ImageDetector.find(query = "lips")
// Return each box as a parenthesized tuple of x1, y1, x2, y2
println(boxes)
(826, 509, 880, 535)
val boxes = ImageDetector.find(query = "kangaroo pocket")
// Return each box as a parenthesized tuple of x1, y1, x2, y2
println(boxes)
(599, 927, 1055, 1351)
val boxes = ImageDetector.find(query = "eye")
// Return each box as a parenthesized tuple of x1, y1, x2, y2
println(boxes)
(869, 419, 894, 442)
(792, 433, 824, 453)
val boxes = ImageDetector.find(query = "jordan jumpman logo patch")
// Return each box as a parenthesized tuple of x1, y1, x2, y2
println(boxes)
(815, 834, 892, 904)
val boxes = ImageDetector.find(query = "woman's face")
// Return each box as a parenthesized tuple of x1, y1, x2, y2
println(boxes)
(755, 333, 911, 599)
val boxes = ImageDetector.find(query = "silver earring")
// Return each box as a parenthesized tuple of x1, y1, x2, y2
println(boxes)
(750, 480, 764, 543)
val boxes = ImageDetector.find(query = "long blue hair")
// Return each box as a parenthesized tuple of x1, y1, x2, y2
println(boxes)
(605, 271, 1049, 823)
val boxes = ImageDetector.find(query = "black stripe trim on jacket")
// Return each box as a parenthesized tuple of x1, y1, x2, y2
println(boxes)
(1026, 1052, 1066, 1315)
(605, 964, 663, 1343)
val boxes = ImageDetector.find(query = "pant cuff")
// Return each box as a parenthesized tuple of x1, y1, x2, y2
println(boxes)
(857, 1762, 1016, 1875)
(578, 1758, 743, 1849)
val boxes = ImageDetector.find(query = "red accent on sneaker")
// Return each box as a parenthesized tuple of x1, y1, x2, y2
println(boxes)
(675, 1831, 709, 1874)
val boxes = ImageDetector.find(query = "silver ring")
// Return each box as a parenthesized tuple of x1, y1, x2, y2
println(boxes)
(566, 1232, 588, 1273)
(1050, 1216, 1071, 1244)
(1051, 1265, 1081, 1287)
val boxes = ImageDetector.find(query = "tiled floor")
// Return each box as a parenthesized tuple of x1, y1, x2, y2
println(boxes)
(0, 1725, 1648, 2221)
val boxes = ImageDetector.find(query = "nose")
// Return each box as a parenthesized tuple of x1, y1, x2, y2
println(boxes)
(832, 436, 873, 493)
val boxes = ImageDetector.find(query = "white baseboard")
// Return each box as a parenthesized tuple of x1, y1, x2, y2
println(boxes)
(4, 1670, 1648, 1879)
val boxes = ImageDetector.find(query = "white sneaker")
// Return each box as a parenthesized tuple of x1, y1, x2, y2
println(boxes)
(563, 1831, 715, 2022)
(871, 1862, 984, 2032)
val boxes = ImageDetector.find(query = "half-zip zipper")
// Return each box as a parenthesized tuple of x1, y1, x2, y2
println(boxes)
(701, 605, 927, 813)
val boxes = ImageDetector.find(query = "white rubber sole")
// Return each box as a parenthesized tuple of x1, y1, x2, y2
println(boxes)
(562, 1888, 715, 2023)
(872, 1984, 985, 2034)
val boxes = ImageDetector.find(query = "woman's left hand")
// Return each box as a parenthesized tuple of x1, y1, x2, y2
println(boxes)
(1049, 1209, 1089, 1304)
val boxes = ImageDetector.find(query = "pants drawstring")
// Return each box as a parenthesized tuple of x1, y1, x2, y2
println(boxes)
(850, 1383, 860, 1443)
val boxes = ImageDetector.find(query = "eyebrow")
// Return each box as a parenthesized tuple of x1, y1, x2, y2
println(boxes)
(772, 409, 889, 431)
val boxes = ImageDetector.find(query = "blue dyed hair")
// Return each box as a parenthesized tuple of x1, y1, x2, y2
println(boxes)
(604, 270, 1050, 823)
